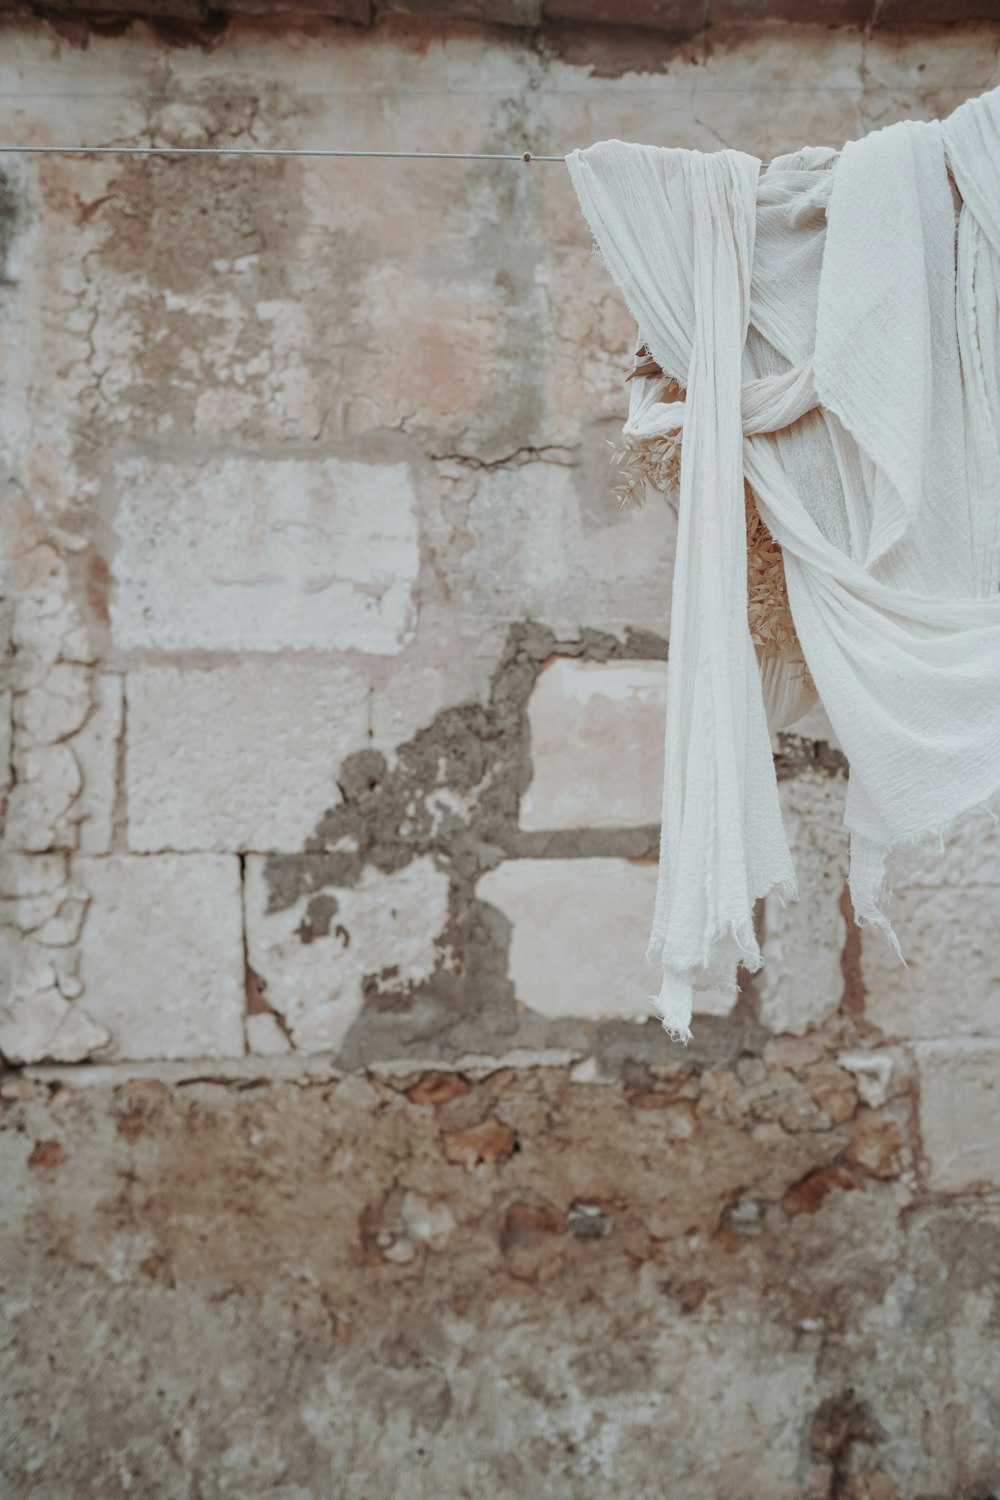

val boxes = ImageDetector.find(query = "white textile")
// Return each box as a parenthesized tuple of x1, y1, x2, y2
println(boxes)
(565, 86, 1000, 1042)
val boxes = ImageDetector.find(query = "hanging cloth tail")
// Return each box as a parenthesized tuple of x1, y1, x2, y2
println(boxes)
(565, 142, 795, 1042)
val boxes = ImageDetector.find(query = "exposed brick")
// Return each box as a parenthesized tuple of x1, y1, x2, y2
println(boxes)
(442, 1116, 517, 1167)
(804, 1060, 858, 1125)
(407, 1072, 471, 1106)
(27, 1138, 65, 1170)
(783, 1165, 857, 1216)
(844, 1112, 903, 1180)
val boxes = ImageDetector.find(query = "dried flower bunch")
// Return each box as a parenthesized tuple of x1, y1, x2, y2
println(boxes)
(610, 351, 806, 665)
(607, 429, 682, 510)
(742, 481, 806, 663)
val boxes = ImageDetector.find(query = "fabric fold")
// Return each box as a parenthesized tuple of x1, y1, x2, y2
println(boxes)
(566, 85, 1000, 1043)
(566, 142, 795, 1042)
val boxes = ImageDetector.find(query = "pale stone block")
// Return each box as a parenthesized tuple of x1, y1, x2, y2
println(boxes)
(476, 857, 734, 1023)
(454, 460, 676, 641)
(246, 1012, 292, 1057)
(862, 885, 1000, 1039)
(884, 803, 1000, 888)
(914, 1040, 1000, 1192)
(519, 658, 666, 831)
(110, 456, 419, 654)
(758, 774, 849, 1036)
(74, 674, 123, 857)
(0, 988, 110, 1065)
(74, 855, 245, 1060)
(126, 662, 370, 853)
(245, 855, 450, 1053)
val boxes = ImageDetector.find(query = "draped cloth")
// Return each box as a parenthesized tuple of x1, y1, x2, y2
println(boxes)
(565, 86, 1000, 1042)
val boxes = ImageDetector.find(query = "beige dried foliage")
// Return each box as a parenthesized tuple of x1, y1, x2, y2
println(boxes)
(608, 375, 805, 666)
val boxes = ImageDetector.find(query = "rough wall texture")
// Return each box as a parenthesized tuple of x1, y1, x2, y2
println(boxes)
(1, 18, 999, 1499)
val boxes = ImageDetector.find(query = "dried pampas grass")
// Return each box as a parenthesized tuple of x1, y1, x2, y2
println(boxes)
(607, 431, 682, 511)
(609, 426, 807, 669)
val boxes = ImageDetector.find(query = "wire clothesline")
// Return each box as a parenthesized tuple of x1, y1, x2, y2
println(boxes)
(0, 144, 566, 160)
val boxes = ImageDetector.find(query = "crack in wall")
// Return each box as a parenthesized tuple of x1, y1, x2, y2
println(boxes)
(427, 445, 580, 471)
(240, 853, 293, 1052)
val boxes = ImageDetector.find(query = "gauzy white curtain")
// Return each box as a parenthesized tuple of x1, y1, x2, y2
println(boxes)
(565, 85, 1000, 1042)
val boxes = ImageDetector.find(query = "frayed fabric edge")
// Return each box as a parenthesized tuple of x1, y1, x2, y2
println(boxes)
(847, 784, 1000, 967)
(645, 964, 696, 1047)
(642, 884, 798, 1045)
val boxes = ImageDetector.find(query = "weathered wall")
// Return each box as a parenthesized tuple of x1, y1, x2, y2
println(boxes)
(1, 18, 999, 1498)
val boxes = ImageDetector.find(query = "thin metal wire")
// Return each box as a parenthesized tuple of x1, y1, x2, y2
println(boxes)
(0, 144, 566, 161)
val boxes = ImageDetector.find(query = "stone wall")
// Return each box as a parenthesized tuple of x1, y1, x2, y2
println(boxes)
(1, 18, 999, 1498)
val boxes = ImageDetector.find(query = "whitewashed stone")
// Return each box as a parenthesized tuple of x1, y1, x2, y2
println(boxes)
(862, 885, 1000, 1038)
(476, 857, 734, 1023)
(246, 1012, 292, 1057)
(33, 894, 89, 947)
(370, 664, 448, 752)
(74, 855, 245, 1060)
(0, 927, 80, 1011)
(126, 662, 370, 854)
(0, 852, 69, 931)
(74, 674, 123, 856)
(884, 803, 1000, 888)
(758, 774, 849, 1036)
(0, 689, 13, 797)
(4, 743, 82, 851)
(9, 541, 94, 671)
(245, 855, 450, 1053)
(914, 1040, 1000, 1192)
(454, 459, 676, 641)
(13, 662, 92, 744)
(519, 658, 666, 831)
(110, 456, 419, 653)
(0, 987, 109, 1065)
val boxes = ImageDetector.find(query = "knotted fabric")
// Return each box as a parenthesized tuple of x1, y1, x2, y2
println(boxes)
(566, 86, 1000, 1042)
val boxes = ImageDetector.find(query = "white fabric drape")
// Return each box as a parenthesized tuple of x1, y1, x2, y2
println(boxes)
(566, 86, 1000, 1042)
